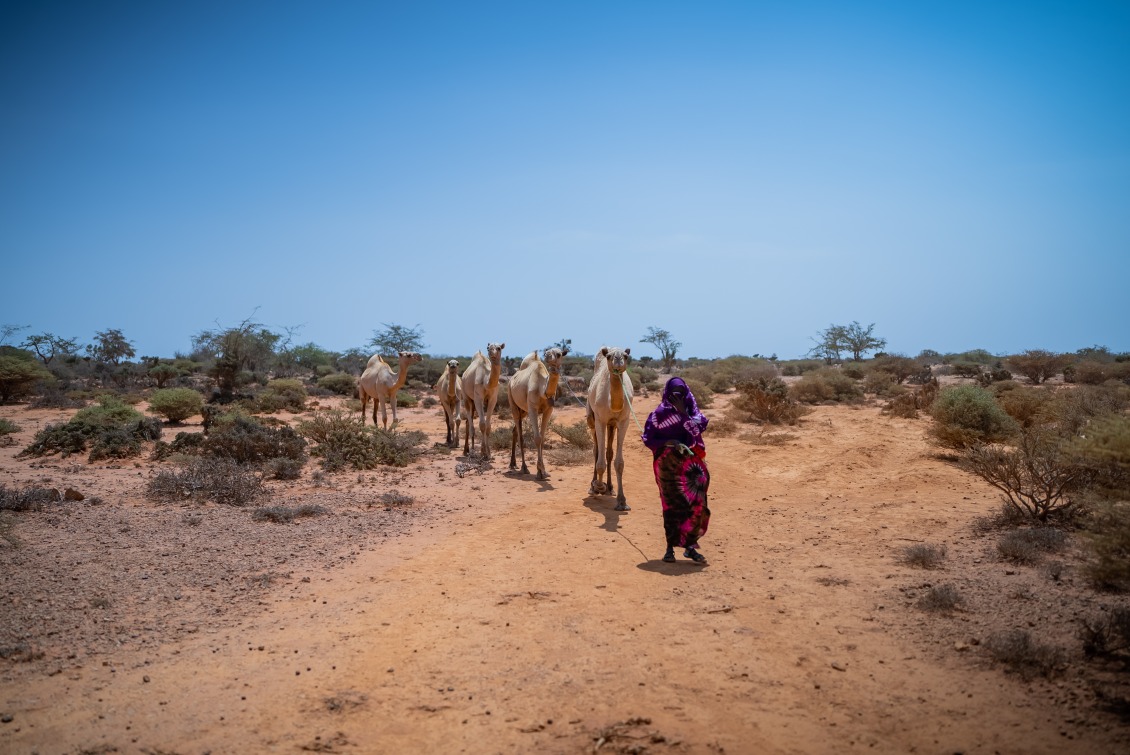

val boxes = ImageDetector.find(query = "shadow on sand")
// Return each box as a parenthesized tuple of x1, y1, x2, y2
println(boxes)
(582, 495, 629, 533)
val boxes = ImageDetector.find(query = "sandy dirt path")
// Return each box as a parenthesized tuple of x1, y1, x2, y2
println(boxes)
(1, 400, 1124, 754)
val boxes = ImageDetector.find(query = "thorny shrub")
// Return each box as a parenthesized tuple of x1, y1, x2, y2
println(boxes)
(731, 378, 808, 425)
(147, 457, 265, 507)
(996, 527, 1067, 565)
(916, 584, 963, 613)
(985, 630, 1066, 680)
(961, 429, 1090, 522)
(789, 369, 863, 405)
(0, 485, 60, 512)
(901, 543, 947, 569)
(297, 409, 426, 471)
(251, 504, 327, 523)
(1080, 608, 1130, 659)
(1071, 414, 1130, 590)
(201, 415, 307, 465)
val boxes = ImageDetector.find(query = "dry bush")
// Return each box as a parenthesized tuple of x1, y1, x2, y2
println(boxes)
(251, 504, 326, 523)
(916, 584, 963, 612)
(547, 446, 590, 466)
(1046, 384, 1130, 436)
(997, 527, 1067, 564)
(961, 430, 1090, 522)
(996, 386, 1055, 429)
(902, 543, 947, 568)
(731, 378, 808, 425)
(706, 415, 739, 437)
(789, 369, 862, 404)
(862, 371, 899, 397)
(551, 419, 594, 450)
(869, 355, 919, 384)
(985, 630, 1066, 680)
(928, 385, 1017, 449)
(1070, 414, 1130, 590)
(882, 391, 920, 419)
(738, 430, 797, 446)
(0, 485, 59, 512)
(1007, 350, 1073, 385)
(147, 457, 265, 506)
(378, 490, 415, 506)
(972, 502, 1032, 534)
(203, 415, 307, 465)
(262, 456, 304, 480)
(1080, 608, 1130, 659)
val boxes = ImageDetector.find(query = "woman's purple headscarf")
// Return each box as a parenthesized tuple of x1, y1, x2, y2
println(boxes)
(641, 377, 709, 455)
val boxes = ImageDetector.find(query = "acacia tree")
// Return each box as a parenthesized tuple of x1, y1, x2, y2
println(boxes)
(809, 321, 886, 362)
(1007, 349, 1073, 384)
(368, 323, 426, 356)
(87, 329, 135, 366)
(192, 317, 280, 396)
(22, 333, 78, 367)
(640, 327, 681, 372)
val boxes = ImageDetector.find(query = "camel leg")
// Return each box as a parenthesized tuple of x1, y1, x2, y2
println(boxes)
(587, 409, 604, 495)
(359, 392, 368, 425)
(464, 404, 475, 456)
(613, 419, 630, 511)
(379, 397, 389, 430)
(443, 406, 453, 446)
(533, 404, 550, 481)
(480, 397, 495, 460)
(605, 424, 615, 490)
(509, 408, 520, 470)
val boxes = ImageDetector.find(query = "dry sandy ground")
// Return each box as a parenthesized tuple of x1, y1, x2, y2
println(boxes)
(1, 392, 1128, 754)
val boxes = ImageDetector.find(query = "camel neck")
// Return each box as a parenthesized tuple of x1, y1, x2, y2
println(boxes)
(392, 361, 410, 391)
(610, 371, 624, 413)
(546, 371, 560, 400)
(487, 361, 501, 390)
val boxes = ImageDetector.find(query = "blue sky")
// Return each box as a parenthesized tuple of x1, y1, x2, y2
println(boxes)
(2, 1, 1127, 360)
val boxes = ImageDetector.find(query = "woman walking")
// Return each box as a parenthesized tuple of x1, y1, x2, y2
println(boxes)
(641, 377, 711, 564)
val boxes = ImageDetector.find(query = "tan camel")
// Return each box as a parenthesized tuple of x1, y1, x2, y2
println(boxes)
(358, 350, 422, 428)
(435, 359, 463, 447)
(461, 342, 505, 458)
(586, 346, 633, 510)
(508, 347, 568, 480)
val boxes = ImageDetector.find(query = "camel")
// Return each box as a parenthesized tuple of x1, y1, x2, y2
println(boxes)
(435, 359, 463, 447)
(508, 347, 568, 480)
(461, 342, 505, 458)
(358, 350, 422, 428)
(586, 346, 633, 510)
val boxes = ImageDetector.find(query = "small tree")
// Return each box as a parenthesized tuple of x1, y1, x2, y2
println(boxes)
(0, 356, 53, 403)
(87, 329, 135, 366)
(0, 324, 29, 347)
(640, 327, 680, 372)
(368, 324, 426, 356)
(1007, 350, 1073, 384)
(21, 333, 78, 367)
(811, 321, 886, 362)
(148, 363, 180, 388)
(193, 317, 280, 397)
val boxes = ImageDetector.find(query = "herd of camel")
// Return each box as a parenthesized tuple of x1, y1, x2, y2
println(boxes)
(358, 344, 636, 511)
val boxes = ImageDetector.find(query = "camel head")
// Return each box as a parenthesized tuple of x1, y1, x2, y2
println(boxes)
(446, 359, 459, 373)
(542, 347, 567, 374)
(486, 342, 505, 364)
(398, 351, 423, 366)
(601, 346, 631, 375)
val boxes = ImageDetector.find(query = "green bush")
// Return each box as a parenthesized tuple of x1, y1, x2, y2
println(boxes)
(298, 410, 426, 471)
(147, 388, 205, 424)
(201, 415, 307, 465)
(0, 418, 20, 437)
(148, 363, 181, 388)
(550, 420, 594, 450)
(317, 372, 357, 396)
(396, 390, 418, 408)
(928, 385, 1016, 449)
(254, 378, 307, 413)
(0, 356, 53, 403)
(20, 396, 162, 460)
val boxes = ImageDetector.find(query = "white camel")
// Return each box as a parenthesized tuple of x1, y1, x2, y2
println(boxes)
(587, 346, 633, 510)
(461, 342, 505, 458)
(358, 350, 422, 428)
(508, 347, 568, 480)
(435, 359, 463, 447)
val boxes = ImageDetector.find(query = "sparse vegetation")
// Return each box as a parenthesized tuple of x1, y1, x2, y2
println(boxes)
(200, 415, 307, 465)
(550, 420, 594, 450)
(317, 372, 357, 396)
(731, 377, 807, 425)
(1008, 349, 1073, 385)
(916, 584, 963, 612)
(985, 630, 1066, 680)
(996, 527, 1067, 564)
(962, 430, 1089, 522)
(1080, 608, 1130, 659)
(254, 378, 307, 413)
(789, 369, 863, 404)
(251, 504, 327, 523)
(0, 484, 60, 511)
(902, 543, 947, 569)
(147, 457, 265, 506)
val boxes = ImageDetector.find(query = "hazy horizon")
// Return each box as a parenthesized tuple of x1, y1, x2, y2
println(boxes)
(3, 2, 1127, 361)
